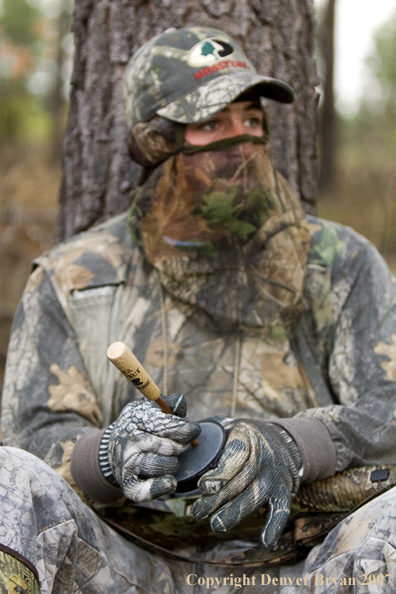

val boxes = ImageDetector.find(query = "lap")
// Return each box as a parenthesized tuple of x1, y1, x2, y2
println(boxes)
(282, 486, 396, 593)
(0, 447, 191, 593)
(1, 447, 396, 593)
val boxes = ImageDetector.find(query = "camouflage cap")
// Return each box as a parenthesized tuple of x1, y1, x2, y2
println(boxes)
(123, 27, 295, 128)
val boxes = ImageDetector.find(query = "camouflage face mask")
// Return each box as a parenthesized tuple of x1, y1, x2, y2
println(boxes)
(130, 138, 310, 338)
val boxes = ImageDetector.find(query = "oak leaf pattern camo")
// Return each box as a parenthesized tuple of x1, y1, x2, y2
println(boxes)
(47, 364, 102, 427)
(192, 421, 302, 550)
(3, 210, 396, 558)
(107, 394, 200, 501)
(374, 334, 396, 381)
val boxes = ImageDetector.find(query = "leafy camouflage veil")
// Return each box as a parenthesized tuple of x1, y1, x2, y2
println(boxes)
(129, 126, 310, 338)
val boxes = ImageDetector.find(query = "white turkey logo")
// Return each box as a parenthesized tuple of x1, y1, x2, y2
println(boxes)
(187, 39, 234, 67)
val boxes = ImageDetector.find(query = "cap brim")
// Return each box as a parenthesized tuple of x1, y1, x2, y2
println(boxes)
(156, 72, 295, 124)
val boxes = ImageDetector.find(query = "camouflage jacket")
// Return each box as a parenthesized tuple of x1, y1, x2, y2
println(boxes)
(3, 212, 396, 504)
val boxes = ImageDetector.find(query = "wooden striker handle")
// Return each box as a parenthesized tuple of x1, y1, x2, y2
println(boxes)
(107, 341, 172, 414)
(107, 342, 198, 446)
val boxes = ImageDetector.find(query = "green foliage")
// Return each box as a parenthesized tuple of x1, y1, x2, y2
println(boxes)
(0, 0, 41, 143)
(0, 0, 72, 146)
(199, 187, 258, 241)
(195, 243, 219, 257)
(311, 220, 346, 266)
(337, 10, 396, 162)
(200, 188, 238, 224)
(199, 185, 278, 242)
(248, 188, 276, 220)
(227, 219, 257, 240)
(0, 87, 32, 140)
(0, 79, 52, 142)
(366, 10, 396, 103)
(1, 0, 40, 47)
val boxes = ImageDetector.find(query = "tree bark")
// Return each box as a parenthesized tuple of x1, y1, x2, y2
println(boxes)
(58, 0, 319, 241)
(48, 2, 73, 164)
(318, 0, 337, 193)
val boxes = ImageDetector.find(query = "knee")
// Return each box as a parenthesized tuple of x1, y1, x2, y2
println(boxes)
(0, 447, 78, 528)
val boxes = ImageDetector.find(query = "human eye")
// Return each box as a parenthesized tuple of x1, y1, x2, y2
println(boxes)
(200, 119, 218, 131)
(244, 115, 263, 129)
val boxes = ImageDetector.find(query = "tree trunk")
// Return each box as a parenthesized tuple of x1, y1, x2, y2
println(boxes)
(318, 0, 337, 193)
(48, 1, 73, 164)
(58, 0, 319, 241)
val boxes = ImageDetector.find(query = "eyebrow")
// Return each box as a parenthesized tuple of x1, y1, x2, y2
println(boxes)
(221, 101, 262, 113)
(244, 101, 261, 111)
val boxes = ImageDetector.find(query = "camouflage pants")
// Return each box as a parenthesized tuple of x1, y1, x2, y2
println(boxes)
(0, 447, 396, 594)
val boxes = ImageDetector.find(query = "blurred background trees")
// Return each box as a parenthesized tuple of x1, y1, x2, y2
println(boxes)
(317, 0, 337, 193)
(0, 0, 73, 389)
(0, 0, 73, 149)
(1, 0, 396, 394)
(316, 1, 396, 264)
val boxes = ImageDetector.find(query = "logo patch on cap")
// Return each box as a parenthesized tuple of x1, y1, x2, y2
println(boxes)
(187, 38, 234, 67)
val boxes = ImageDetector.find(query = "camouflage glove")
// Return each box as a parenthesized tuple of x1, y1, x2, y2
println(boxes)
(192, 420, 302, 550)
(99, 394, 201, 502)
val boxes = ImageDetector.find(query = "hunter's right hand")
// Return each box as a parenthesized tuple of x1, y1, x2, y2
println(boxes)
(99, 394, 201, 502)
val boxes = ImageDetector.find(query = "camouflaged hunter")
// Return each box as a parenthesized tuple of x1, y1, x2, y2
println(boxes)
(2, 26, 396, 594)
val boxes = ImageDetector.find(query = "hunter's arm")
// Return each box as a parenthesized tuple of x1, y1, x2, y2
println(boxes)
(1, 266, 104, 484)
(293, 218, 396, 472)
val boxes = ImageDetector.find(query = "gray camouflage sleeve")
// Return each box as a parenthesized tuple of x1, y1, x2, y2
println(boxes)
(1, 265, 105, 499)
(295, 220, 396, 473)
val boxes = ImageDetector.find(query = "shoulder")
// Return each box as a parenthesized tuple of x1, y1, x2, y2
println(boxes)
(302, 216, 395, 326)
(306, 215, 389, 275)
(34, 211, 138, 296)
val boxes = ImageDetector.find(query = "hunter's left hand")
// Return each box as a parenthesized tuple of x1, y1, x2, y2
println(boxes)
(192, 421, 302, 550)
